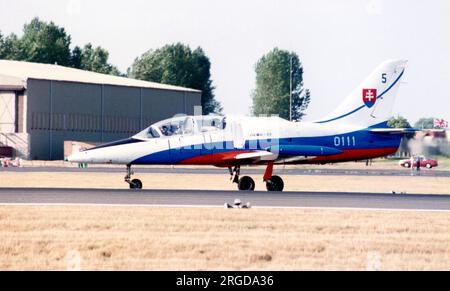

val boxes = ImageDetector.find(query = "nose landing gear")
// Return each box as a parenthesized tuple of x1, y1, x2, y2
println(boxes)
(238, 176, 256, 191)
(125, 164, 143, 189)
(229, 165, 255, 191)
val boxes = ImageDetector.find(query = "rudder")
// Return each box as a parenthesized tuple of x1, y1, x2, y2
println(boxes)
(316, 59, 407, 127)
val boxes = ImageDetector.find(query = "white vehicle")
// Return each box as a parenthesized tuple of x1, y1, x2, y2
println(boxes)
(69, 60, 412, 191)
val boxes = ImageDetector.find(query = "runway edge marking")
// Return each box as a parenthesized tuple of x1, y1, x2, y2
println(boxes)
(0, 203, 449, 212)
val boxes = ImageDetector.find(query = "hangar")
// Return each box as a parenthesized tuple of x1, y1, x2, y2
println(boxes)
(0, 60, 201, 160)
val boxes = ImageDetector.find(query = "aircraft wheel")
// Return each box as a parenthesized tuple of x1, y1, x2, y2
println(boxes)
(426, 163, 432, 169)
(129, 178, 143, 189)
(238, 176, 255, 191)
(266, 175, 284, 192)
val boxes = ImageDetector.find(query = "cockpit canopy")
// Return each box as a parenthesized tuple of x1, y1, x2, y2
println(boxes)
(133, 115, 227, 140)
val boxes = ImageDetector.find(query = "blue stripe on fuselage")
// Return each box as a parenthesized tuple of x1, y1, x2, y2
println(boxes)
(131, 124, 401, 165)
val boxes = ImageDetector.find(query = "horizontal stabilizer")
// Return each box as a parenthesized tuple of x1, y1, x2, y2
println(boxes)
(369, 128, 418, 135)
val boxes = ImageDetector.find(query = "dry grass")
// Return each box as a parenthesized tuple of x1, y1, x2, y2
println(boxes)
(0, 205, 449, 270)
(1, 171, 449, 194)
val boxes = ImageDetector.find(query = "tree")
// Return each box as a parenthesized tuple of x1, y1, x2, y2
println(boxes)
(293, 88, 310, 121)
(77, 43, 120, 75)
(252, 48, 310, 121)
(0, 32, 23, 60)
(0, 32, 5, 58)
(70, 46, 82, 69)
(19, 17, 72, 66)
(0, 18, 121, 76)
(414, 117, 436, 129)
(388, 115, 415, 140)
(129, 43, 222, 114)
(387, 115, 412, 128)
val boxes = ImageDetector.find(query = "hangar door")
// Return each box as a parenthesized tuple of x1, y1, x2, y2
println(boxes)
(0, 91, 15, 133)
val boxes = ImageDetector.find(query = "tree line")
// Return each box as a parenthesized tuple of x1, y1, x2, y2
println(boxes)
(388, 116, 444, 130)
(1, 18, 312, 117)
(1, 18, 443, 126)
(0, 18, 120, 75)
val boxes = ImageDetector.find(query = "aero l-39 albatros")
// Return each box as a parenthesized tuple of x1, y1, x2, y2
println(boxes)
(68, 60, 412, 191)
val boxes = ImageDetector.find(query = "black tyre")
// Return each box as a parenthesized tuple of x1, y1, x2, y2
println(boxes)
(238, 176, 255, 191)
(130, 178, 143, 189)
(266, 175, 284, 192)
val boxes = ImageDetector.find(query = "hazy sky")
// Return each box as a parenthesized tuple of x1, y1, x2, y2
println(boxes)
(1, 0, 449, 124)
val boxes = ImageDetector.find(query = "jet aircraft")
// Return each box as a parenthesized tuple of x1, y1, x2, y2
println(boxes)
(68, 60, 411, 191)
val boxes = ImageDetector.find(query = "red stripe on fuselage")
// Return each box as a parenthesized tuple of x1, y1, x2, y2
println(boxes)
(177, 147, 398, 166)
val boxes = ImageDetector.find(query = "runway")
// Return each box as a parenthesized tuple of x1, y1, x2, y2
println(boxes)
(0, 188, 449, 211)
(2, 166, 450, 177)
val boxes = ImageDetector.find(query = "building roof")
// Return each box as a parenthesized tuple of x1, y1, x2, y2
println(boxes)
(0, 60, 200, 93)
(0, 74, 24, 91)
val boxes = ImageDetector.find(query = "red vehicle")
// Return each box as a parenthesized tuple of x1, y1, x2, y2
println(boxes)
(399, 155, 438, 169)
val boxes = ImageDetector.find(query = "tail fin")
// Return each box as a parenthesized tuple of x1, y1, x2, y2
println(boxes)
(316, 60, 407, 127)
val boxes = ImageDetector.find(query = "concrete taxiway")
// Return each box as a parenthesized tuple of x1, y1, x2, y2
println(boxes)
(2, 166, 450, 177)
(0, 188, 449, 211)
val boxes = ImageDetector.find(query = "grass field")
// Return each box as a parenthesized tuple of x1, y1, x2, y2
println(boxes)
(1, 166, 448, 270)
(0, 206, 449, 270)
(1, 171, 449, 194)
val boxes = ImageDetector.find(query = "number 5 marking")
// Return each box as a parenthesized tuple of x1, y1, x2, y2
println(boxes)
(382, 73, 387, 84)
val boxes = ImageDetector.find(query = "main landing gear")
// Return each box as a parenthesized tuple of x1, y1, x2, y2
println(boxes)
(229, 162, 284, 192)
(263, 162, 284, 192)
(125, 164, 142, 189)
(265, 175, 284, 192)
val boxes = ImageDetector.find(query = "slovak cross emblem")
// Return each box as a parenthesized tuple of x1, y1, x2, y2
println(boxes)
(362, 89, 377, 108)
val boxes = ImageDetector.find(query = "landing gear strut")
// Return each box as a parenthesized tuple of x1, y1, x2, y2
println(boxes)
(229, 165, 255, 191)
(125, 164, 142, 189)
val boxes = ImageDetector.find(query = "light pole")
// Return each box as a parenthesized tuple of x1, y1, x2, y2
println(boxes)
(289, 54, 293, 121)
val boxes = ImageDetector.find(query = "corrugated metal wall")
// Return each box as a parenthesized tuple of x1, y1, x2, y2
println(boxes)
(26, 78, 201, 160)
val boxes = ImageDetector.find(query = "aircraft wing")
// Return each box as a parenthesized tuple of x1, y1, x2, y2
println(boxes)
(212, 151, 277, 165)
(221, 145, 343, 164)
(234, 151, 277, 161)
(234, 145, 343, 160)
